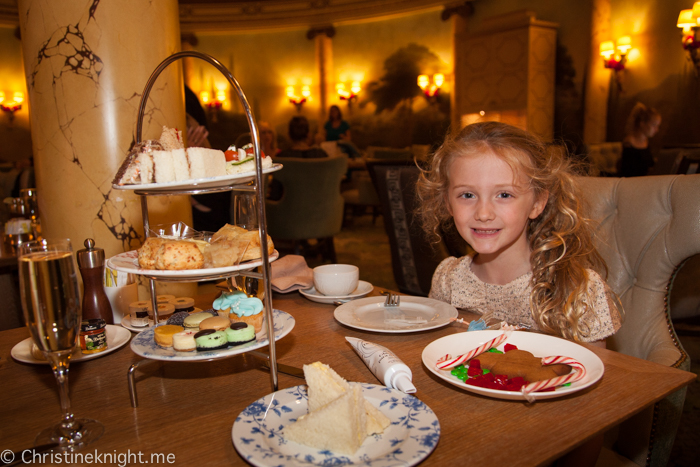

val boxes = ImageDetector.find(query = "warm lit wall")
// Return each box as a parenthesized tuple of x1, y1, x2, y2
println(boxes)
(190, 10, 452, 139)
(465, 0, 592, 107)
(607, 0, 695, 147)
(0, 25, 32, 163)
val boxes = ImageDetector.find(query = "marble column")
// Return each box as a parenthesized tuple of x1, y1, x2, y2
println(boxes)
(18, 0, 191, 254)
(18, 0, 195, 298)
(312, 27, 334, 122)
(583, 0, 612, 144)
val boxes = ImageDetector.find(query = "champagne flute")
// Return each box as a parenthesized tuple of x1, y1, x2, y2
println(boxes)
(18, 238, 104, 450)
(231, 193, 264, 299)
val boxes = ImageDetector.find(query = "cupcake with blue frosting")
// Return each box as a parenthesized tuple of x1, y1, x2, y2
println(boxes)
(213, 291, 265, 333)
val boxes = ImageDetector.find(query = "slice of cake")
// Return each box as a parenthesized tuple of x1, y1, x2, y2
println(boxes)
(304, 362, 390, 436)
(284, 383, 367, 455)
(187, 147, 227, 179)
(160, 126, 184, 150)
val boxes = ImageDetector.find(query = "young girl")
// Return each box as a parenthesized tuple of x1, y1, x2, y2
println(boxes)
(417, 122, 623, 347)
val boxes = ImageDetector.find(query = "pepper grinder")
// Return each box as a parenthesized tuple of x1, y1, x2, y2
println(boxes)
(77, 238, 114, 324)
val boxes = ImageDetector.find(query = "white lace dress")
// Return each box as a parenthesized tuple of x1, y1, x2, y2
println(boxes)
(429, 255, 622, 342)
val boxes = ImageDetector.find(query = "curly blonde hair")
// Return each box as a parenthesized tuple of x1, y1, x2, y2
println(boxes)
(416, 122, 616, 341)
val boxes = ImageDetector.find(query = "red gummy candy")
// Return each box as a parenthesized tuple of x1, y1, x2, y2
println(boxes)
(467, 359, 482, 376)
(504, 343, 518, 352)
(510, 377, 528, 386)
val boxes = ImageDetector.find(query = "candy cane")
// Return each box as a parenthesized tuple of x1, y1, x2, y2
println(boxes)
(521, 356, 586, 402)
(436, 332, 510, 370)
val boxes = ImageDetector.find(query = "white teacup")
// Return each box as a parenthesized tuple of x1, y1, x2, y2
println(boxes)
(313, 264, 359, 296)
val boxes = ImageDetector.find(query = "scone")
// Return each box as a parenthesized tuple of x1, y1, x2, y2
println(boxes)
(138, 237, 168, 269)
(154, 240, 204, 270)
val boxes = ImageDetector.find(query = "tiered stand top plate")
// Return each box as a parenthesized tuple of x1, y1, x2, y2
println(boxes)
(112, 164, 282, 193)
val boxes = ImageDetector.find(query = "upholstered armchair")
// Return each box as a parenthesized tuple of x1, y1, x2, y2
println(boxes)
(579, 175, 699, 467)
(265, 155, 347, 263)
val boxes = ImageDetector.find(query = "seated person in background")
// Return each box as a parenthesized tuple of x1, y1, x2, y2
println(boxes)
(259, 121, 281, 157)
(270, 116, 328, 200)
(320, 105, 360, 158)
(277, 116, 328, 159)
(323, 105, 351, 142)
(619, 102, 661, 177)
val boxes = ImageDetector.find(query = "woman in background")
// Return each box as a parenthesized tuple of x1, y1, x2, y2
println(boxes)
(258, 121, 280, 157)
(323, 105, 351, 142)
(619, 102, 661, 177)
(322, 105, 360, 158)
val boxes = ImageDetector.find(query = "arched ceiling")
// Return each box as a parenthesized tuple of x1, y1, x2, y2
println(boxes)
(179, 1, 468, 33)
(0, 1, 473, 33)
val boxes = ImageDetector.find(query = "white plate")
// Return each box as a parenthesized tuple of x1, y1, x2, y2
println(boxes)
(112, 163, 283, 192)
(232, 383, 440, 467)
(421, 330, 605, 401)
(11, 325, 131, 365)
(107, 249, 279, 279)
(334, 296, 458, 333)
(120, 308, 203, 333)
(299, 280, 374, 304)
(130, 309, 294, 361)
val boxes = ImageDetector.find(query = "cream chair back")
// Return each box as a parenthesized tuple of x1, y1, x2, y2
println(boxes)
(579, 175, 700, 467)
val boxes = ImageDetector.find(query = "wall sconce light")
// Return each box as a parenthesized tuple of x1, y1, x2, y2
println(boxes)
(199, 90, 225, 110)
(286, 85, 310, 111)
(0, 91, 24, 121)
(417, 73, 444, 100)
(599, 37, 631, 71)
(336, 81, 361, 102)
(677, 3, 700, 72)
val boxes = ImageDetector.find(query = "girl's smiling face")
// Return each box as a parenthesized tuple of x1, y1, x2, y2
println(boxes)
(446, 149, 547, 264)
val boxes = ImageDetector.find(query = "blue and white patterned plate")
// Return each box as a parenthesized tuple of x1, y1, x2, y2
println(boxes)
(130, 309, 294, 362)
(233, 383, 440, 466)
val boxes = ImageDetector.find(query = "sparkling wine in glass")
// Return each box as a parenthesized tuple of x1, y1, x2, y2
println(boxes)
(232, 193, 264, 299)
(19, 238, 104, 450)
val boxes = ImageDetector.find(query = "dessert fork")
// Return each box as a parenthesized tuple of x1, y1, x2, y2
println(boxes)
(384, 293, 400, 308)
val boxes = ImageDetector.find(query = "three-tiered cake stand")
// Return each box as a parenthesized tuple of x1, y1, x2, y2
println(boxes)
(110, 51, 291, 407)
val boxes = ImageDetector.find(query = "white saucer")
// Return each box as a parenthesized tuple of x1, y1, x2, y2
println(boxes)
(121, 308, 203, 332)
(299, 280, 373, 304)
(11, 325, 131, 365)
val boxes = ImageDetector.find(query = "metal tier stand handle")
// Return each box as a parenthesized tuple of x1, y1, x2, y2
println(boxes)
(133, 51, 278, 393)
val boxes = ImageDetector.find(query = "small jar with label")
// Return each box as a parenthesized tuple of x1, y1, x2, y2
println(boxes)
(80, 319, 108, 354)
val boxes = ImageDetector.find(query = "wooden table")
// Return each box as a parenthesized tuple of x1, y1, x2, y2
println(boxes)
(0, 291, 695, 466)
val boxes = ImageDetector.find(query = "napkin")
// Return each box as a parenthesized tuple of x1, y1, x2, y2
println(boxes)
(271, 254, 313, 293)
